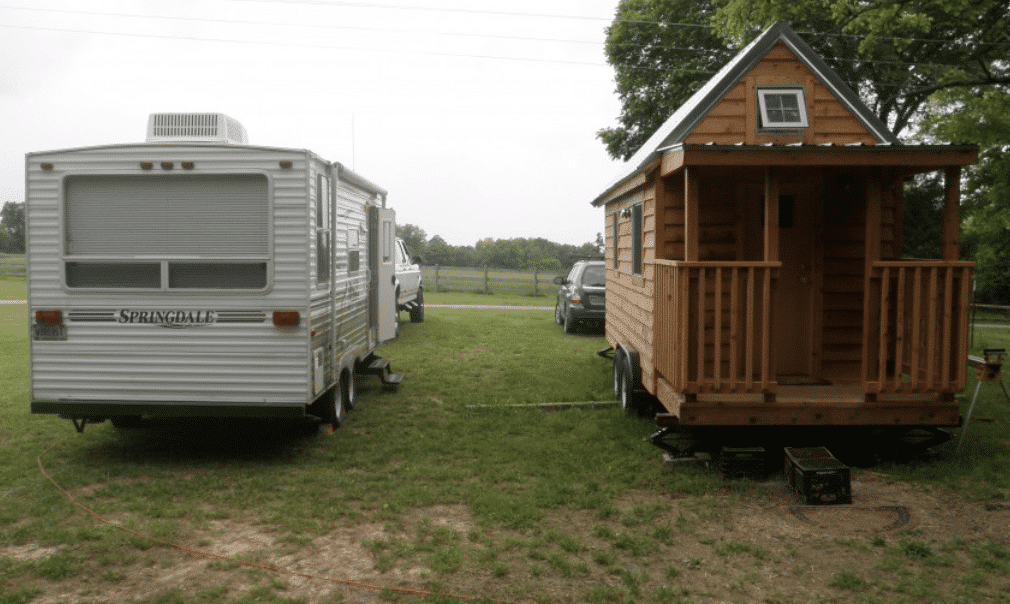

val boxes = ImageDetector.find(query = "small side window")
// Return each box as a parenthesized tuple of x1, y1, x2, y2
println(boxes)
(757, 88, 808, 128)
(631, 203, 643, 276)
(612, 212, 618, 270)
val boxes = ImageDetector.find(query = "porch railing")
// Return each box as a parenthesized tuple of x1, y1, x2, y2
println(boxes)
(654, 261, 780, 395)
(863, 261, 973, 394)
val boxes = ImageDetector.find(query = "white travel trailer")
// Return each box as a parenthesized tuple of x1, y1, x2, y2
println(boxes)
(26, 113, 402, 432)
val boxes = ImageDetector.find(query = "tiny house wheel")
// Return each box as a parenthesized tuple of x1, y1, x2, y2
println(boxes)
(612, 348, 624, 399)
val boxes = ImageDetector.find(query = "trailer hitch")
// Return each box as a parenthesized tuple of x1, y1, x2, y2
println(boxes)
(69, 418, 105, 433)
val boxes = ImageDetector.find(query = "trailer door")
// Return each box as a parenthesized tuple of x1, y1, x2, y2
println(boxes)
(369, 206, 397, 343)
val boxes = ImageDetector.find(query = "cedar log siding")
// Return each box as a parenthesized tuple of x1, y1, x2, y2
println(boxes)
(685, 43, 877, 147)
(605, 184, 658, 395)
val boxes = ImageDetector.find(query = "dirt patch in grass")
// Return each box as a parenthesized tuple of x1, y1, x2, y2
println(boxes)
(18, 474, 1010, 604)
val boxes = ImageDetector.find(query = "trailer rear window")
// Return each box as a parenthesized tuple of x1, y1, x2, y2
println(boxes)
(63, 174, 270, 290)
(66, 262, 161, 288)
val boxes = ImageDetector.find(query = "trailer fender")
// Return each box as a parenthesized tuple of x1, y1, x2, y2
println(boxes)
(614, 343, 642, 392)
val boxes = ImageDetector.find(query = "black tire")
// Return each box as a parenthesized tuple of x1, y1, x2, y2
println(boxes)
(409, 288, 425, 323)
(325, 381, 346, 428)
(563, 308, 574, 334)
(344, 369, 357, 411)
(612, 349, 624, 399)
(618, 355, 641, 416)
(555, 301, 564, 326)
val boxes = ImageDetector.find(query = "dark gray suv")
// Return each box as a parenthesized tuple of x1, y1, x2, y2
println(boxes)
(553, 260, 606, 334)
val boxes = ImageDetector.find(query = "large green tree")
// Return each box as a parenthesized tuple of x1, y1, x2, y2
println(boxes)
(598, 0, 732, 160)
(599, 0, 1010, 160)
(920, 86, 1010, 302)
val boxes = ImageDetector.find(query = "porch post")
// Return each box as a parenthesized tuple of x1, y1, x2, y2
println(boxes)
(942, 166, 962, 261)
(684, 167, 700, 262)
(763, 168, 779, 261)
(654, 169, 667, 261)
(862, 169, 883, 395)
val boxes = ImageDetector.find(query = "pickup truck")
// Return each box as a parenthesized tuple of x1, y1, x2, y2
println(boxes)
(394, 238, 424, 323)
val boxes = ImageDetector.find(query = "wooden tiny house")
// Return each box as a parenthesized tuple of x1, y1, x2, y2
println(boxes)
(595, 22, 978, 428)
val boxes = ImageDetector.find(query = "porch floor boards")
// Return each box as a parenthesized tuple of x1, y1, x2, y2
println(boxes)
(656, 379, 960, 427)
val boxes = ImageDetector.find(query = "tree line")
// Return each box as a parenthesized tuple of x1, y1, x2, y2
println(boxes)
(1, 202, 24, 254)
(396, 224, 603, 272)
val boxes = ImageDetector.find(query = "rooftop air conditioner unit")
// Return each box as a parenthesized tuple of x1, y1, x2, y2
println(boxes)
(146, 113, 248, 144)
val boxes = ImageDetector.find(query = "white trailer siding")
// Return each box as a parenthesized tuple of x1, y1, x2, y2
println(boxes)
(27, 144, 322, 415)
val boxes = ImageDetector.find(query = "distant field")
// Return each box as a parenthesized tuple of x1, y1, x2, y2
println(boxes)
(0, 254, 25, 278)
(423, 265, 564, 296)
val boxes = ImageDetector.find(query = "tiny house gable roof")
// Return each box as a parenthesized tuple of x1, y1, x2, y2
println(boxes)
(593, 21, 901, 207)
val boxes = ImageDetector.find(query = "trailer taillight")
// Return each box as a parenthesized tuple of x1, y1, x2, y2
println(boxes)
(272, 311, 300, 327)
(35, 310, 64, 325)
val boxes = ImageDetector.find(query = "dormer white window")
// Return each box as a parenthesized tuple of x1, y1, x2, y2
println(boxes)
(757, 88, 808, 128)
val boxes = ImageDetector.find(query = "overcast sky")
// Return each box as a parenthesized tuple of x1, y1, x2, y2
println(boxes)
(1, 0, 628, 247)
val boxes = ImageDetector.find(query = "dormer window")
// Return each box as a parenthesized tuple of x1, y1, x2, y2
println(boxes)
(757, 88, 808, 128)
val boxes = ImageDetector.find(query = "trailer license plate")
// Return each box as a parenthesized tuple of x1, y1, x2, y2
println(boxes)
(33, 324, 67, 341)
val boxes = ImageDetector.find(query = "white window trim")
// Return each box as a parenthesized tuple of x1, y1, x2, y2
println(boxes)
(757, 88, 808, 129)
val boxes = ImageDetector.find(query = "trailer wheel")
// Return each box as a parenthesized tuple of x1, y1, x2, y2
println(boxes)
(409, 288, 424, 323)
(618, 354, 643, 416)
(326, 383, 346, 428)
(612, 348, 624, 399)
(344, 369, 357, 411)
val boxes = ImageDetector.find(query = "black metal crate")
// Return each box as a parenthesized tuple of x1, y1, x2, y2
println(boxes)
(783, 446, 851, 505)
(720, 446, 766, 479)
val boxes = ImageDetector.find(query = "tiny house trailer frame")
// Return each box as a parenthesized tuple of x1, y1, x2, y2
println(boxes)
(27, 113, 402, 431)
(594, 23, 979, 440)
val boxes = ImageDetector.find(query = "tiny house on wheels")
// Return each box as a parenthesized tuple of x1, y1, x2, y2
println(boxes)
(27, 113, 402, 432)
(594, 23, 978, 437)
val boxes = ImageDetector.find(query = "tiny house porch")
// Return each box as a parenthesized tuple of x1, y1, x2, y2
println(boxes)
(645, 150, 977, 427)
(652, 259, 972, 426)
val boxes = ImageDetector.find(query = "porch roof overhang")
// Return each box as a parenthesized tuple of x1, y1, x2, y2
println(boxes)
(659, 143, 979, 176)
(591, 142, 978, 207)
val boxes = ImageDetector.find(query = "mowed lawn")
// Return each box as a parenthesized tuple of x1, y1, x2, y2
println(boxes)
(1, 283, 1010, 604)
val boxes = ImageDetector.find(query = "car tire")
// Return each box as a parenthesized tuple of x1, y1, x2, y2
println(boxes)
(555, 301, 564, 326)
(409, 288, 424, 323)
(563, 308, 574, 334)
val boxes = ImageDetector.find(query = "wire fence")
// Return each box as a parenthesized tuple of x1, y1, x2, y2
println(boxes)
(0, 254, 25, 278)
(423, 265, 563, 296)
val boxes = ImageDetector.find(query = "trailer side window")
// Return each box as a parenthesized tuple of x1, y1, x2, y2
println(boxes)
(63, 174, 270, 290)
(631, 203, 642, 276)
(316, 174, 331, 286)
(348, 227, 360, 273)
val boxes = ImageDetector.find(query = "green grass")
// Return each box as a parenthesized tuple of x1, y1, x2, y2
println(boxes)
(0, 276, 26, 300)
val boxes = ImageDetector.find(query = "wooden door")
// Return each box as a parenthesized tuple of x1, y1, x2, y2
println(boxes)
(774, 184, 821, 378)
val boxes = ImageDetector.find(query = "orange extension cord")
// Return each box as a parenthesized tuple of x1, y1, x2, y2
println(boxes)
(37, 454, 546, 604)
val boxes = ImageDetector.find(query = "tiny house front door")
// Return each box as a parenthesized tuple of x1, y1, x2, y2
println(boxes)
(774, 185, 820, 379)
